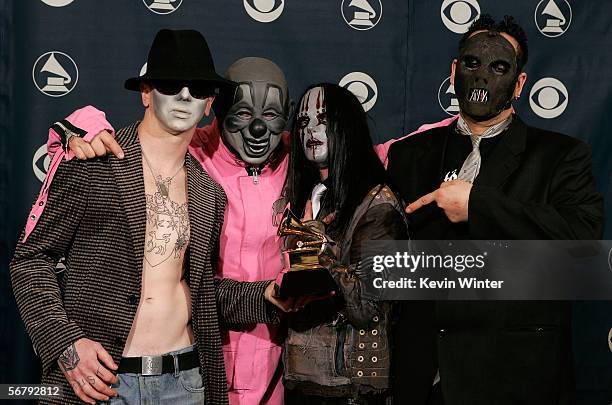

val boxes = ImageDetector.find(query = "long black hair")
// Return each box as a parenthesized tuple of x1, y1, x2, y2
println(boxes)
(284, 83, 387, 239)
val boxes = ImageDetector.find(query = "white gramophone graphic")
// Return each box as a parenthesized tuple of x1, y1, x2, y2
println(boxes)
(149, 0, 177, 11)
(438, 77, 460, 116)
(39, 52, 72, 93)
(540, 0, 567, 34)
(347, 0, 377, 28)
(445, 83, 460, 114)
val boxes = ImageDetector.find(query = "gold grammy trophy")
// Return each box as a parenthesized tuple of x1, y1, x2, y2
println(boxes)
(276, 209, 337, 298)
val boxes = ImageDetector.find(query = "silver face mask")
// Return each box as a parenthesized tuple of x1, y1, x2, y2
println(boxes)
(151, 87, 207, 134)
(297, 86, 328, 167)
(221, 57, 291, 166)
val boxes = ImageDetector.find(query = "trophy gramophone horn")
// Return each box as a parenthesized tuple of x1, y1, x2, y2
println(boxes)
(277, 209, 322, 236)
(277, 208, 330, 260)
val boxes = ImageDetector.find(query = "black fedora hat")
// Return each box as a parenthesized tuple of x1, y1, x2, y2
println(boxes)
(124, 29, 235, 91)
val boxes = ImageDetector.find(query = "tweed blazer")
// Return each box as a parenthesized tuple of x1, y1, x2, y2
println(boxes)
(10, 122, 277, 405)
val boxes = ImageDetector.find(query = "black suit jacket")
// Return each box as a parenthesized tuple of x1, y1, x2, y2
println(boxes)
(10, 123, 277, 405)
(386, 116, 604, 405)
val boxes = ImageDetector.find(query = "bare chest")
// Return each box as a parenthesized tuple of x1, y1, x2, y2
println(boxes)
(142, 165, 190, 270)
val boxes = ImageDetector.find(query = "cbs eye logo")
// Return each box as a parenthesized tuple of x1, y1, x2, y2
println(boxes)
(529, 77, 568, 119)
(441, 0, 480, 34)
(39, 0, 74, 6)
(339, 72, 378, 112)
(32, 144, 50, 183)
(244, 0, 284, 23)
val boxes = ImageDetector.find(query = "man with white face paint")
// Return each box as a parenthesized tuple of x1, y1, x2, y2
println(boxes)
(11, 30, 286, 405)
(32, 56, 295, 405)
(281, 83, 408, 405)
(297, 86, 329, 168)
(295, 86, 330, 219)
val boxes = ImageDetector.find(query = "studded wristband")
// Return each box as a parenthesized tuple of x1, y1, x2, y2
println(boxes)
(50, 119, 87, 153)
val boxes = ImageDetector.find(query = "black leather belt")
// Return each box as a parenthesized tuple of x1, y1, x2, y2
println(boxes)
(117, 349, 199, 376)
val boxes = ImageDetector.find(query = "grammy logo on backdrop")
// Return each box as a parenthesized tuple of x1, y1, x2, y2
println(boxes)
(143, 0, 182, 14)
(347, 0, 377, 27)
(438, 76, 460, 116)
(342, 0, 382, 31)
(540, 0, 566, 33)
(39, 53, 72, 93)
(444, 83, 460, 114)
(32, 51, 79, 97)
(148, 0, 177, 11)
(535, 0, 572, 37)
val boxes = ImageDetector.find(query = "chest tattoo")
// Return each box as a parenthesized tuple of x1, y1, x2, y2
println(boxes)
(145, 191, 190, 267)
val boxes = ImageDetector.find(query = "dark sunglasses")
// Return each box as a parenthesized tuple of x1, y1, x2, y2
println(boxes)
(150, 80, 218, 100)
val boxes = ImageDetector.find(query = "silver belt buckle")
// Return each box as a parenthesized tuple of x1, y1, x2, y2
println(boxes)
(141, 355, 163, 376)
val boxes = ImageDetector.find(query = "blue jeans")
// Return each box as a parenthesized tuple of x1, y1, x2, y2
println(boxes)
(105, 345, 204, 405)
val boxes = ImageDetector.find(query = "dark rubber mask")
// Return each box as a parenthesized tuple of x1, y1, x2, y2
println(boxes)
(455, 31, 519, 121)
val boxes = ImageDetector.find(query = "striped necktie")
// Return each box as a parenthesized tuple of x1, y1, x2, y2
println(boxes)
(456, 115, 512, 183)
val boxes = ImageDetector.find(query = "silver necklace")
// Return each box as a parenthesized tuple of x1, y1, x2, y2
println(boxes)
(141, 149, 185, 198)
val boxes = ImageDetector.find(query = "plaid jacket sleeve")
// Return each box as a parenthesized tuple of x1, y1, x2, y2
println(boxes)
(215, 278, 280, 326)
(10, 158, 89, 374)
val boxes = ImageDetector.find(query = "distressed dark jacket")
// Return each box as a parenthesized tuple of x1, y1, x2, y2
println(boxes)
(283, 184, 408, 398)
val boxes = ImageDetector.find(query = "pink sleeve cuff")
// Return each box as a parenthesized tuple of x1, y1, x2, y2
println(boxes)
(47, 105, 115, 161)
(26, 106, 115, 242)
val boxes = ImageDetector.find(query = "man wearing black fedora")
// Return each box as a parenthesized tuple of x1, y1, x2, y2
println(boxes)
(11, 29, 285, 405)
